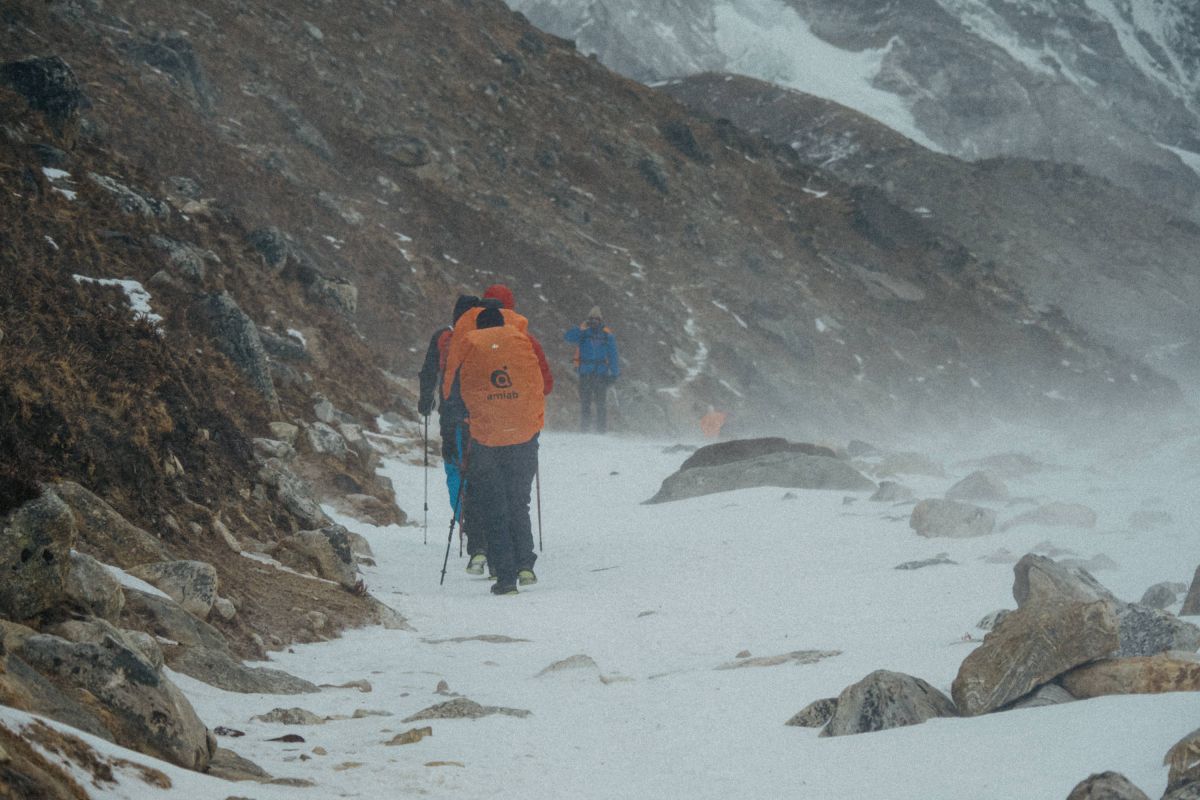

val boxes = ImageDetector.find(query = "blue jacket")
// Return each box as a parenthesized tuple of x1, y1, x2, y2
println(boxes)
(565, 324, 619, 378)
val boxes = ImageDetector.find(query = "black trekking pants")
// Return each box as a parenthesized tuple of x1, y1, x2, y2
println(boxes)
(579, 373, 608, 433)
(467, 435, 538, 585)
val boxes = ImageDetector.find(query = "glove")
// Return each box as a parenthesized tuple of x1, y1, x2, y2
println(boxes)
(417, 396, 433, 417)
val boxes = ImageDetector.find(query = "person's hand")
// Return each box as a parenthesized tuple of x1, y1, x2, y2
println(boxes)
(417, 397, 433, 417)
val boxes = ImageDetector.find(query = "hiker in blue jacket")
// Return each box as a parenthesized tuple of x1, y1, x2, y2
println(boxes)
(564, 306, 619, 433)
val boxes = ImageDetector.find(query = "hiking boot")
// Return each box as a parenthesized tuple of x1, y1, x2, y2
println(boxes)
(465, 553, 486, 575)
(517, 569, 537, 586)
(490, 581, 518, 596)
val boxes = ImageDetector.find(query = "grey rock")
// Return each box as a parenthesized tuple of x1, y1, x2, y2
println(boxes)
(269, 422, 300, 445)
(977, 609, 1011, 631)
(1164, 785, 1200, 800)
(1007, 682, 1076, 710)
(1141, 582, 1187, 610)
(167, 646, 318, 695)
(1165, 728, 1200, 794)
(306, 273, 358, 317)
(785, 697, 838, 728)
(909, 498, 996, 538)
(149, 235, 212, 282)
(87, 173, 171, 219)
(313, 398, 336, 424)
(646, 451, 874, 504)
(1013, 554, 1117, 608)
(895, 553, 956, 570)
(46, 618, 164, 670)
(191, 292, 279, 409)
(246, 227, 297, 271)
(373, 133, 432, 167)
(1001, 502, 1097, 532)
(951, 600, 1119, 716)
(252, 707, 325, 725)
(257, 459, 329, 529)
(19, 633, 211, 770)
(677, 438, 837, 471)
(869, 480, 915, 503)
(53, 481, 170, 567)
(125, 32, 216, 112)
(1066, 772, 1150, 800)
(128, 560, 219, 619)
(123, 588, 230, 653)
(257, 327, 309, 362)
(1, 649, 114, 741)
(305, 422, 349, 458)
(402, 697, 531, 722)
(253, 437, 295, 462)
(537, 654, 599, 675)
(1114, 604, 1200, 658)
(277, 525, 358, 588)
(1182, 565, 1200, 616)
(0, 56, 85, 130)
(207, 747, 271, 783)
(213, 597, 237, 621)
(945, 470, 1009, 502)
(821, 670, 958, 737)
(65, 549, 124, 621)
(0, 489, 76, 621)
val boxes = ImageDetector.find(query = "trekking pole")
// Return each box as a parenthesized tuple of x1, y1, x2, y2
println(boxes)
(422, 415, 429, 545)
(440, 440, 471, 586)
(535, 464, 543, 552)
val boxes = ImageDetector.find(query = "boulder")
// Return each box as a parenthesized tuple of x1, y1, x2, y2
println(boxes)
(246, 227, 296, 270)
(64, 550, 125, 622)
(873, 451, 945, 478)
(207, 747, 271, 783)
(1114, 604, 1200, 657)
(646, 451, 874, 504)
(785, 698, 838, 728)
(269, 421, 300, 445)
(52, 481, 170, 567)
(1182, 566, 1200, 616)
(945, 470, 1009, 502)
(1165, 728, 1200, 794)
(1066, 772, 1150, 800)
(1000, 502, 1097, 532)
(47, 618, 163, 669)
(1012, 554, 1116, 608)
(190, 292, 279, 410)
(276, 525, 358, 588)
(87, 173, 171, 219)
(252, 707, 325, 725)
(0, 56, 85, 130)
(869, 481, 915, 503)
(951, 600, 1119, 716)
(1007, 682, 1076, 709)
(166, 646, 318, 695)
(401, 697, 530, 722)
(677, 438, 837, 471)
(149, 235, 211, 282)
(257, 327, 309, 362)
(253, 437, 296, 462)
(820, 670, 957, 737)
(18, 633, 211, 770)
(128, 560, 218, 619)
(1141, 582, 1188, 610)
(305, 422, 349, 458)
(909, 499, 996, 538)
(0, 489, 76, 622)
(0, 647, 114, 742)
(257, 459, 329, 528)
(122, 588, 230, 653)
(338, 424, 379, 472)
(306, 274, 358, 317)
(1059, 653, 1200, 699)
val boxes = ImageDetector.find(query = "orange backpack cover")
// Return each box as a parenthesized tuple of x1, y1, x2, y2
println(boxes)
(452, 325, 545, 446)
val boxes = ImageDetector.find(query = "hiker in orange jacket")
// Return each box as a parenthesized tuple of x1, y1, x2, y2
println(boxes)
(443, 306, 546, 594)
(440, 284, 552, 577)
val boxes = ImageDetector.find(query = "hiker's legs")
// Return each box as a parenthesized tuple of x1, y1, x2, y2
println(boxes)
(594, 381, 608, 434)
(502, 436, 539, 572)
(470, 443, 516, 584)
(579, 374, 595, 431)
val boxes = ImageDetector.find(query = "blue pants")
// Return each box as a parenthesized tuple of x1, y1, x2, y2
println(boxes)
(442, 424, 485, 556)
(468, 436, 538, 584)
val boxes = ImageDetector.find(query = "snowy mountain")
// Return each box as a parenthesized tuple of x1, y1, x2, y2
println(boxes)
(507, 0, 1200, 218)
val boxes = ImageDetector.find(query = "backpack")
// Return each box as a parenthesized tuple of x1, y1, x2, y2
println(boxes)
(457, 325, 545, 447)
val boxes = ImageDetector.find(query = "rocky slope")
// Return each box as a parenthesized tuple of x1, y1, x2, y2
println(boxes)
(0, 0, 1190, 785)
(661, 73, 1200, 396)
(508, 0, 1200, 219)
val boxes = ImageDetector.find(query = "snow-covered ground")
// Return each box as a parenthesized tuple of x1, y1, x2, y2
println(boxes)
(7, 424, 1200, 799)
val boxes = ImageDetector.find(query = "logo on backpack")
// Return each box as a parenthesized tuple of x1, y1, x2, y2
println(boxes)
(487, 366, 519, 400)
(490, 368, 512, 389)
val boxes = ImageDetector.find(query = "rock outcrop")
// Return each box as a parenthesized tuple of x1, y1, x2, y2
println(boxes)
(951, 600, 1119, 716)
(647, 449, 874, 504)
(820, 670, 957, 737)
(0, 489, 76, 623)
